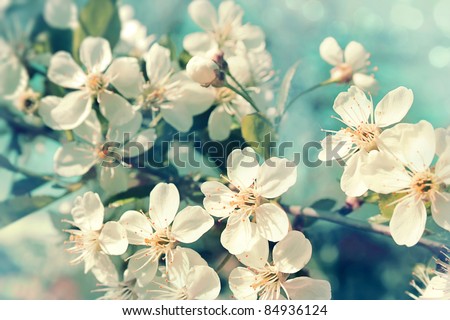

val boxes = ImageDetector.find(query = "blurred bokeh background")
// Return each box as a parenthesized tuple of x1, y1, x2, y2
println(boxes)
(0, 0, 449, 299)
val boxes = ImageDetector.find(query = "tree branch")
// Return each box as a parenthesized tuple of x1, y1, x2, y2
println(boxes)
(285, 205, 444, 255)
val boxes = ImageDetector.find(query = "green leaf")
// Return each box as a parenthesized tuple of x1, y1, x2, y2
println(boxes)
(72, 0, 121, 59)
(0, 195, 58, 228)
(178, 50, 192, 69)
(377, 193, 405, 219)
(310, 198, 336, 211)
(241, 113, 277, 159)
(277, 61, 300, 115)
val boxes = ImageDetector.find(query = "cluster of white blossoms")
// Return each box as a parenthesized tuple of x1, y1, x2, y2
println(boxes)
(2, 0, 449, 301)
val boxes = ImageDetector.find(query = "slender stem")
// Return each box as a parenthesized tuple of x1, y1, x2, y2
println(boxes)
(225, 83, 260, 112)
(285, 205, 444, 255)
(284, 78, 337, 113)
(216, 253, 232, 272)
(226, 71, 253, 101)
(150, 113, 163, 128)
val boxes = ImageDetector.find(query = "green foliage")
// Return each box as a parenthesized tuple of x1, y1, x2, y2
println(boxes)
(377, 193, 404, 219)
(310, 198, 337, 211)
(0, 195, 58, 228)
(241, 113, 277, 159)
(72, 0, 121, 59)
(178, 50, 192, 69)
(277, 61, 300, 115)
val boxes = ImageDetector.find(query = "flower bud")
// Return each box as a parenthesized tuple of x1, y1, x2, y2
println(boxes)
(186, 55, 219, 87)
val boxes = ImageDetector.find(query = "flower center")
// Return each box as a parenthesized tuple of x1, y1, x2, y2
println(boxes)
(138, 82, 167, 110)
(65, 229, 100, 264)
(143, 227, 176, 261)
(411, 171, 438, 199)
(16, 89, 40, 114)
(230, 185, 262, 218)
(347, 123, 381, 152)
(331, 63, 353, 83)
(86, 73, 109, 95)
(215, 87, 236, 104)
(251, 265, 286, 299)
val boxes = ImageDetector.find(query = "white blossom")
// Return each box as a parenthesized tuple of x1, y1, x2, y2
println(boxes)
(361, 121, 450, 246)
(201, 147, 297, 254)
(186, 55, 219, 87)
(183, 0, 265, 57)
(229, 230, 331, 300)
(118, 183, 214, 284)
(319, 85, 413, 197)
(64, 192, 128, 280)
(45, 37, 140, 130)
(319, 37, 378, 93)
(44, 0, 78, 29)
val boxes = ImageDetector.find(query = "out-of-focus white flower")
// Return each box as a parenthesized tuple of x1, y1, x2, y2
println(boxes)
(361, 121, 450, 247)
(229, 230, 331, 300)
(46, 37, 140, 129)
(64, 192, 128, 280)
(146, 248, 220, 300)
(123, 43, 215, 132)
(44, 0, 78, 29)
(319, 37, 378, 93)
(186, 55, 220, 87)
(319, 85, 413, 197)
(114, 4, 155, 57)
(408, 264, 448, 300)
(0, 39, 28, 101)
(201, 147, 297, 254)
(183, 0, 265, 57)
(436, 126, 450, 156)
(118, 183, 214, 285)
(50, 109, 155, 195)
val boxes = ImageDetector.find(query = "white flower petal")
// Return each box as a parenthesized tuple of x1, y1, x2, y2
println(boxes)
(237, 24, 265, 51)
(149, 183, 180, 229)
(124, 128, 157, 158)
(98, 166, 129, 196)
(229, 267, 258, 300)
(90, 253, 119, 286)
(186, 265, 221, 300)
(188, 0, 217, 31)
(361, 150, 411, 194)
(352, 73, 379, 94)
(435, 127, 450, 156)
(218, 0, 243, 26)
(256, 157, 297, 198)
(48, 51, 86, 89)
(173, 76, 215, 113)
(431, 193, 450, 232)
(145, 43, 172, 84)
(71, 191, 104, 231)
(107, 111, 142, 143)
(340, 151, 368, 197)
(389, 197, 427, 247)
(283, 277, 332, 300)
(44, 0, 78, 29)
(318, 130, 354, 162)
(172, 206, 214, 243)
(0, 58, 28, 98)
(119, 210, 153, 245)
(273, 231, 312, 274)
(54, 142, 97, 177)
(374, 86, 414, 128)
(220, 211, 252, 254)
(160, 104, 193, 132)
(435, 148, 450, 185)
(48, 90, 92, 130)
(80, 37, 112, 72)
(73, 109, 102, 145)
(128, 251, 158, 287)
(38, 96, 63, 130)
(235, 224, 269, 268)
(255, 203, 289, 242)
(208, 105, 233, 141)
(166, 248, 190, 289)
(378, 121, 435, 172)
(319, 37, 343, 66)
(201, 181, 237, 218)
(98, 91, 136, 126)
(344, 41, 369, 71)
(99, 221, 128, 255)
(227, 147, 259, 190)
(106, 57, 143, 99)
(333, 85, 372, 127)
(183, 32, 216, 55)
